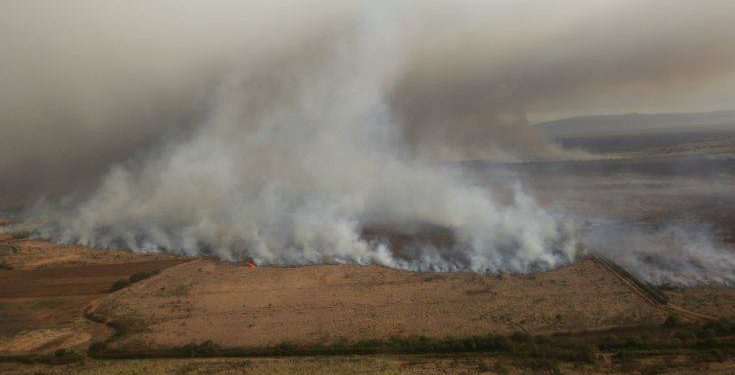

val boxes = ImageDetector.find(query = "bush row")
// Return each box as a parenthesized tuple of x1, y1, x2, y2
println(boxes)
(109, 270, 160, 292)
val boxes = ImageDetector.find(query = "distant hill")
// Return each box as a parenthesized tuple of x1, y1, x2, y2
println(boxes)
(535, 111, 735, 138)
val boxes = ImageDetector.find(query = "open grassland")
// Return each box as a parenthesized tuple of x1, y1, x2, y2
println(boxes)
(86, 258, 666, 350)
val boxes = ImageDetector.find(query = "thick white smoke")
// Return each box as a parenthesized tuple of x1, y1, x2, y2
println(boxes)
(28, 5, 577, 273)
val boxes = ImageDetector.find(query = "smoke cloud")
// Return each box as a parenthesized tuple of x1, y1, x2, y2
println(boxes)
(3, 1, 735, 203)
(2, 1, 735, 278)
(584, 223, 735, 286)
(24, 3, 576, 273)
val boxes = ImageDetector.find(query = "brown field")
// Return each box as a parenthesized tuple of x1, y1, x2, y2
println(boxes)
(89, 258, 665, 349)
(0, 236, 187, 355)
(0, 234, 733, 373)
(664, 286, 735, 320)
(0, 237, 181, 271)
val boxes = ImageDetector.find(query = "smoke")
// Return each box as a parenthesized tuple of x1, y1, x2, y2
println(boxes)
(391, 1, 735, 160)
(584, 222, 735, 286)
(24, 4, 576, 272)
(2, 1, 735, 277)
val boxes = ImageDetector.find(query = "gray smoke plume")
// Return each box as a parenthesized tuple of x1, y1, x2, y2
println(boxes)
(25, 4, 576, 272)
(3, 1, 735, 204)
(584, 222, 735, 286)
(2, 1, 735, 278)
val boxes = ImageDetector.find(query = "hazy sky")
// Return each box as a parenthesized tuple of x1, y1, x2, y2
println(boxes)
(1, 0, 735, 203)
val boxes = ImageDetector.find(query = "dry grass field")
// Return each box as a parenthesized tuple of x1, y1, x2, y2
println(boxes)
(88, 258, 665, 350)
(0, 235, 186, 355)
(0, 233, 734, 374)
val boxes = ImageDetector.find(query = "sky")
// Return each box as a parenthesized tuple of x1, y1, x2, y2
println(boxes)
(1, 0, 735, 203)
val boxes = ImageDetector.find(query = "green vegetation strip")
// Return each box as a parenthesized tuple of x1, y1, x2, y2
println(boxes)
(2, 317, 733, 374)
(0, 349, 84, 365)
(87, 333, 597, 369)
(87, 318, 735, 361)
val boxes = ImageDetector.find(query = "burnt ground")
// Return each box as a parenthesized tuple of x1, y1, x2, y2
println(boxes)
(463, 154, 735, 244)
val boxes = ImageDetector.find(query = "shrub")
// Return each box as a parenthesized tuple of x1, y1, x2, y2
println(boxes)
(612, 350, 636, 368)
(275, 341, 297, 353)
(183, 340, 218, 357)
(663, 314, 682, 328)
(705, 318, 734, 336)
(11, 231, 29, 240)
(520, 357, 561, 374)
(129, 270, 159, 284)
(599, 336, 621, 350)
(109, 279, 131, 292)
(696, 328, 716, 340)
(674, 329, 696, 341)
(572, 345, 597, 363)
(491, 362, 510, 375)
(88, 341, 107, 353)
(107, 318, 147, 338)
(53, 349, 84, 363)
(623, 336, 649, 350)
(510, 331, 532, 343)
